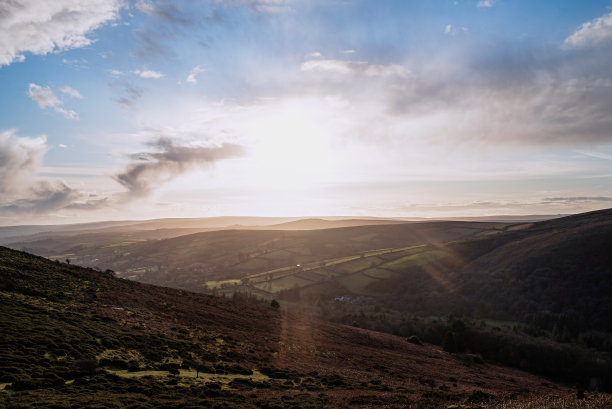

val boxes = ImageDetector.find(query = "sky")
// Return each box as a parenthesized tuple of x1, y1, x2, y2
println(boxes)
(1, 0, 612, 225)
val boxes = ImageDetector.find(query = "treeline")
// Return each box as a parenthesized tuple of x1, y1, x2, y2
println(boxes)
(322, 308, 612, 392)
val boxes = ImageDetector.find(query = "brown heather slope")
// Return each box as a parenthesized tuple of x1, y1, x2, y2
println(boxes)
(1, 246, 610, 408)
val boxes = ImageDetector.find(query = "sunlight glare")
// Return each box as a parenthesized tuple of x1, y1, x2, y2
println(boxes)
(246, 102, 335, 189)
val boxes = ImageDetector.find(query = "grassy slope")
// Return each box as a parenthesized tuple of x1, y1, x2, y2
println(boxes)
(2, 246, 608, 408)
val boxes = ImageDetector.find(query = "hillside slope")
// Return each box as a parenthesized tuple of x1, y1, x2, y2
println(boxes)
(1, 246, 606, 408)
(457, 208, 612, 331)
(8, 221, 506, 287)
(368, 208, 612, 340)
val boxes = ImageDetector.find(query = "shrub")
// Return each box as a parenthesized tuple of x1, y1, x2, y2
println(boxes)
(406, 335, 423, 346)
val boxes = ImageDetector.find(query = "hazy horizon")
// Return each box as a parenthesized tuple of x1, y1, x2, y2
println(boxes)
(2, 0, 612, 225)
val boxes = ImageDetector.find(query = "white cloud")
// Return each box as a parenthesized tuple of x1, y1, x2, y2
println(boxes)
(0, 0, 122, 67)
(564, 11, 612, 48)
(252, 0, 290, 13)
(307, 52, 322, 58)
(342, 50, 355, 54)
(59, 144, 68, 148)
(186, 65, 205, 84)
(28, 84, 62, 109)
(60, 85, 83, 99)
(575, 150, 612, 161)
(133, 69, 165, 79)
(445, 24, 452, 34)
(62, 57, 88, 69)
(108, 69, 124, 77)
(477, 0, 495, 7)
(301, 59, 410, 78)
(0, 129, 47, 193)
(135, 0, 155, 15)
(28, 83, 79, 120)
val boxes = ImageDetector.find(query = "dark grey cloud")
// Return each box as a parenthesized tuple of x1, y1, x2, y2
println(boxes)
(110, 81, 144, 107)
(132, 28, 170, 59)
(0, 182, 80, 215)
(0, 130, 111, 216)
(136, 0, 193, 26)
(0, 182, 112, 215)
(130, 1, 232, 60)
(131, 1, 203, 59)
(65, 197, 111, 210)
(114, 137, 246, 198)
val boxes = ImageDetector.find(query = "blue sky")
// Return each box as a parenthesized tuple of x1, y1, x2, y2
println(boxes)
(1, 0, 612, 224)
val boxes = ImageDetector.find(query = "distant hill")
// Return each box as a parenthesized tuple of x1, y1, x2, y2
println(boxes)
(0, 216, 298, 244)
(2, 246, 598, 408)
(0, 213, 561, 243)
(7, 220, 508, 287)
(254, 218, 413, 230)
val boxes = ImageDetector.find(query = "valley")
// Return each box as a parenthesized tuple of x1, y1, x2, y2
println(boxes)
(2, 209, 612, 407)
(1, 245, 610, 408)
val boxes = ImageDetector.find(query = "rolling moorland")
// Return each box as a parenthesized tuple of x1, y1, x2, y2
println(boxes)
(1, 245, 611, 408)
(2, 209, 612, 403)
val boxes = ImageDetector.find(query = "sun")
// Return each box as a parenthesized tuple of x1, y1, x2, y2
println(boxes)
(244, 102, 336, 190)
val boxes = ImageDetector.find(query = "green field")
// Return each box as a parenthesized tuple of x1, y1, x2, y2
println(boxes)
(232, 243, 451, 299)
(337, 272, 381, 294)
(333, 256, 384, 274)
(362, 268, 395, 279)
(381, 249, 448, 271)
(252, 275, 314, 293)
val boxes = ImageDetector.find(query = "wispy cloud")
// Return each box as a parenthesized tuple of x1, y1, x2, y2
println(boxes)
(62, 58, 89, 69)
(28, 84, 79, 120)
(544, 196, 612, 203)
(110, 81, 143, 107)
(233, 0, 291, 14)
(0, 0, 121, 67)
(133, 69, 165, 79)
(575, 150, 612, 161)
(564, 11, 612, 48)
(60, 85, 83, 99)
(186, 65, 205, 84)
(477, 0, 496, 8)
(301, 59, 410, 78)
(114, 137, 246, 198)
(108, 69, 124, 77)
(135, 0, 193, 26)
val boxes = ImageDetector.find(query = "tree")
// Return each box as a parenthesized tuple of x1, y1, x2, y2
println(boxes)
(442, 331, 458, 353)
(270, 299, 280, 310)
